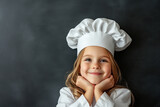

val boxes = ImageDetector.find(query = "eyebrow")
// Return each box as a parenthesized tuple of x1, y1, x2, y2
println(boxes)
(82, 55, 109, 58)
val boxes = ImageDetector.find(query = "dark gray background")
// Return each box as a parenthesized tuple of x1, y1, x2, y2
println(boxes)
(0, 0, 160, 107)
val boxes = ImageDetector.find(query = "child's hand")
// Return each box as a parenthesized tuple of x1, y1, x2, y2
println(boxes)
(76, 76, 93, 91)
(76, 76, 94, 105)
(94, 75, 114, 102)
(95, 75, 114, 92)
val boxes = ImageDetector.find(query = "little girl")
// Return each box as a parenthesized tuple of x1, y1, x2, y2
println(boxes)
(56, 18, 134, 107)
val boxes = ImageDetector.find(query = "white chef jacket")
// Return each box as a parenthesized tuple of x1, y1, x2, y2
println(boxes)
(56, 87, 131, 107)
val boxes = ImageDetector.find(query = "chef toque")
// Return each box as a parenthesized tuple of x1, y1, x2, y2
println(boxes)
(66, 18, 132, 56)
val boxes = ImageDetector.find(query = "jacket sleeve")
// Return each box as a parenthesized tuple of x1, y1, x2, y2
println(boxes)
(94, 92, 114, 107)
(111, 88, 131, 107)
(95, 88, 131, 107)
(56, 87, 90, 107)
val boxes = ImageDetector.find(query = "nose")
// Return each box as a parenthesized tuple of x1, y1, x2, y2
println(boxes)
(92, 62, 100, 69)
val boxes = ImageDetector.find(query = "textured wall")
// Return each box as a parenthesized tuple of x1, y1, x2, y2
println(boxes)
(0, 0, 160, 107)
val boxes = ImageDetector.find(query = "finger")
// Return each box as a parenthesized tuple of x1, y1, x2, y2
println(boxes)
(77, 76, 81, 79)
(110, 76, 114, 83)
(76, 76, 84, 84)
(108, 75, 114, 85)
(78, 76, 85, 81)
(81, 76, 87, 80)
(110, 76, 115, 86)
(109, 75, 113, 79)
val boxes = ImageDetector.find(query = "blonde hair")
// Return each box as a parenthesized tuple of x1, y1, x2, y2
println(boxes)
(65, 48, 134, 106)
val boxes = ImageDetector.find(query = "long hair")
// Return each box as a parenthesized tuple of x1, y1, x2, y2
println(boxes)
(65, 48, 134, 106)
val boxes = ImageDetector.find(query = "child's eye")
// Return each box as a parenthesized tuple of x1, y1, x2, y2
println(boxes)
(84, 58, 91, 62)
(100, 59, 108, 62)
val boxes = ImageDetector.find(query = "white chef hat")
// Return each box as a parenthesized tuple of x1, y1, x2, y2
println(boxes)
(66, 18, 132, 56)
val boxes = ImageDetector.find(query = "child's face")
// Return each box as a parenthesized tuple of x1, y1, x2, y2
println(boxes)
(80, 46, 111, 85)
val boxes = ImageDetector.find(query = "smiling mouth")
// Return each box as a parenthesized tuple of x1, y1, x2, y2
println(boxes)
(89, 72, 103, 75)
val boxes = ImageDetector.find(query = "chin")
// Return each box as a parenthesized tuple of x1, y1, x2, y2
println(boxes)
(89, 80, 101, 85)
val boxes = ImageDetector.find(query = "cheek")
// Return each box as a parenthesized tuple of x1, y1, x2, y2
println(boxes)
(80, 63, 89, 76)
(103, 65, 112, 78)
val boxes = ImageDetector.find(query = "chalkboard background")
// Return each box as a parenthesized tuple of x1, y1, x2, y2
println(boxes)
(0, 0, 160, 107)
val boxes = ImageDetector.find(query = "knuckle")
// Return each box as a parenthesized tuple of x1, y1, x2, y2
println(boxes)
(76, 80, 80, 86)
(109, 78, 112, 82)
